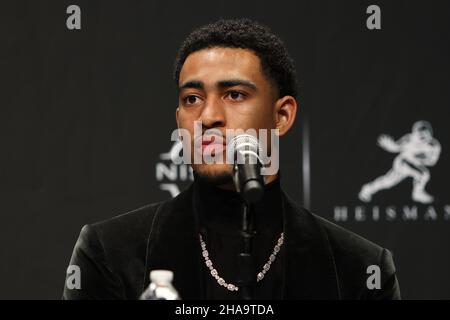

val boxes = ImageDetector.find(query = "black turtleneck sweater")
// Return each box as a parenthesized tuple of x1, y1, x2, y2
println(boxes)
(193, 175, 285, 299)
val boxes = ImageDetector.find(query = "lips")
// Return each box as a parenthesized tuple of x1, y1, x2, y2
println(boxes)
(200, 135, 226, 153)
(202, 137, 224, 145)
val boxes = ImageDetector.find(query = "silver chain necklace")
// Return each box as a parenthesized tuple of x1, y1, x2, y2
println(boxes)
(199, 232, 284, 292)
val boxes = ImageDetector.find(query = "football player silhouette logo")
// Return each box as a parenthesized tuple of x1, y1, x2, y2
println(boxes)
(359, 121, 441, 204)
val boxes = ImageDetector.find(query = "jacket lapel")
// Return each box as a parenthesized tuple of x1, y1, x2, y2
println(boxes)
(281, 192, 341, 299)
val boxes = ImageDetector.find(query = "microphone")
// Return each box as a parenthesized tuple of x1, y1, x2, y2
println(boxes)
(227, 134, 265, 203)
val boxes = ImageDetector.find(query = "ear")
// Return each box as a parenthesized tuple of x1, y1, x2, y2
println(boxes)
(274, 96, 298, 136)
(175, 107, 180, 129)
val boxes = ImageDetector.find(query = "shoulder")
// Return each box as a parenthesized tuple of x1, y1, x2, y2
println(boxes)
(310, 211, 399, 299)
(283, 193, 387, 271)
(312, 213, 384, 263)
(81, 183, 195, 259)
(75, 201, 165, 274)
(86, 202, 163, 249)
(285, 191, 399, 298)
(284, 192, 383, 260)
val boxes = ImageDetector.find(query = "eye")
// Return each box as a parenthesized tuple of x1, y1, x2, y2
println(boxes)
(183, 95, 200, 105)
(226, 91, 246, 101)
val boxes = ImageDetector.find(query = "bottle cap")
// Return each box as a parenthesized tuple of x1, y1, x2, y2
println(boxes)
(150, 270, 174, 284)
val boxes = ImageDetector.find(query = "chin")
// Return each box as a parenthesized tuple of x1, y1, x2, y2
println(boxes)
(192, 163, 234, 186)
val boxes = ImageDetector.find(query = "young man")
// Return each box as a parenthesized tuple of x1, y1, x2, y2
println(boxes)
(63, 18, 400, 300)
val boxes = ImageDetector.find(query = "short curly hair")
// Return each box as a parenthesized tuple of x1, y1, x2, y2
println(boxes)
(173, 18, 299, 98)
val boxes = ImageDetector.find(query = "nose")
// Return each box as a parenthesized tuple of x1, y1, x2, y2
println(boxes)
(198, 96, 226, 130)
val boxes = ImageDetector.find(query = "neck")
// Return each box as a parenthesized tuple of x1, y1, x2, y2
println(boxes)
(193, 173, 283, 236)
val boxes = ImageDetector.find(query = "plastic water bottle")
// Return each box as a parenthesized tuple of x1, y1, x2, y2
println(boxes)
(140, 270, 181, 300)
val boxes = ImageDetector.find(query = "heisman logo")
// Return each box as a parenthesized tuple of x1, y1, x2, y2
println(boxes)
(156, 140, 193, 197)
(359, 121, 441, 204)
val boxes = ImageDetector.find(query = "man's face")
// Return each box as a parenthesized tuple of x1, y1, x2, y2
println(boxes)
(176, 47, 279, 185)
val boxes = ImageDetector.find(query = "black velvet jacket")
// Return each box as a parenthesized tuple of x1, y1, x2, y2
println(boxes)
(62, 182, 401, 300)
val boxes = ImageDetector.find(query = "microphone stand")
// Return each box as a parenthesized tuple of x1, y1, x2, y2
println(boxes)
(233, 162, 264, 300)
(236, 200, 256, 300)
(228, 134, 265, 300)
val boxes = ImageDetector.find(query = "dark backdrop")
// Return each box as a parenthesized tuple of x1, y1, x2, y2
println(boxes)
(1, 0, 449, 299)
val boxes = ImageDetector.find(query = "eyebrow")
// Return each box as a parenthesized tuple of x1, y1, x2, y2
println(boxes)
(178, 80, 203, 91)
(178, 79, 257, 92)
(217, 79, 257, 90)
